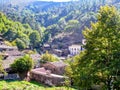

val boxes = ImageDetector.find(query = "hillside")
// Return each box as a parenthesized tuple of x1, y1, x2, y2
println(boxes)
(0, 0, 120, 49)
(0, 12, 42, 50)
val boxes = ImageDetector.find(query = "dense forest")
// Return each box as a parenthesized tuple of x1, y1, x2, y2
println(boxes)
(0, 12, 42, 50)
(0, 0, 120, 50)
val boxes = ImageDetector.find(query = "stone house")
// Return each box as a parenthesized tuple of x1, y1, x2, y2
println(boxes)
(2, 53, 41, 72)
(1, 50, 24, 72)
(4, 50, 24, 56)
(0, 56, 22, 80)
(52, 49, 63, 57)
(0, 36, 17, 52)
(30, 54, 41, 68)
(3, 56, 22, 72)
(1, 53, 41, 80)
(42, 61, 66, 75)
(4, 74, 19, 80)
(42, 44, 51, 53)
(0, 45, 17, 52)
(30, 67, 66, 86)
(62, 49, 69, 56)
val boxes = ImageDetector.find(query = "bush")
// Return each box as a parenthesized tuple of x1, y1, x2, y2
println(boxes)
(15, 38, 26, 50)
(41, 51, 58, 63)
(11, 55, 34, 80)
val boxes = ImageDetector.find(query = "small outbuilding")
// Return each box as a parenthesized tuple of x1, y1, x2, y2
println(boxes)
(30, 67, 66, 86)
(42, 61, 67, 75)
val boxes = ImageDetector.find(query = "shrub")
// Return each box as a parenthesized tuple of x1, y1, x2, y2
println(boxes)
(11, 55, 34, 80)
(41, 51, 58, 63)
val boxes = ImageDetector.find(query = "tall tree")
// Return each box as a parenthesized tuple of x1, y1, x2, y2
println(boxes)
(29, 31, 41, 49)
(71, 6, 120, 89)
(16, 38, 26, 50)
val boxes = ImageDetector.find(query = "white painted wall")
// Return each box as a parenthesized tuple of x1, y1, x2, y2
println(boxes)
(68, 45, 82, 55)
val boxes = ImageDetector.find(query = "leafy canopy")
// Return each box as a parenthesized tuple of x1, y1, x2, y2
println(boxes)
(68, 5, 120, 89)
(41, 51, 59, 63)
(11, 55, 34, 73)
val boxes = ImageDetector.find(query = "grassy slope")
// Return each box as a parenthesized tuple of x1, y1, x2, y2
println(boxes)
(0, 80, 75, 90)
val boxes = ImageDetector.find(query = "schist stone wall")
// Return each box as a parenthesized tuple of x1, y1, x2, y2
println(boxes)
(30, 68, 66, 86)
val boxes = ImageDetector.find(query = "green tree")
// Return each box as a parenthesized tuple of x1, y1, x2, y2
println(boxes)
(0, 56, 5, 74)
(65, 55, 80, 87)
(15, 38, 26, 50)
(11, 55, 34, 80)
(17, 33, 30, 47)
(0, 12, 33, 48)
(29, 31, 41, 49)
(71, 6, 120, 89)
(3, 29, 17, 41)
(41, 51, 58, 63)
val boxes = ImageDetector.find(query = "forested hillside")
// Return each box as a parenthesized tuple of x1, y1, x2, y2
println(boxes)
(0, 13, 41, 50)
(0, 0, 120, 49)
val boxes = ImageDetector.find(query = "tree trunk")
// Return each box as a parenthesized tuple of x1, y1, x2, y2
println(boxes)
(107, 76, 114, 90)
(18, 71, 28, 80)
